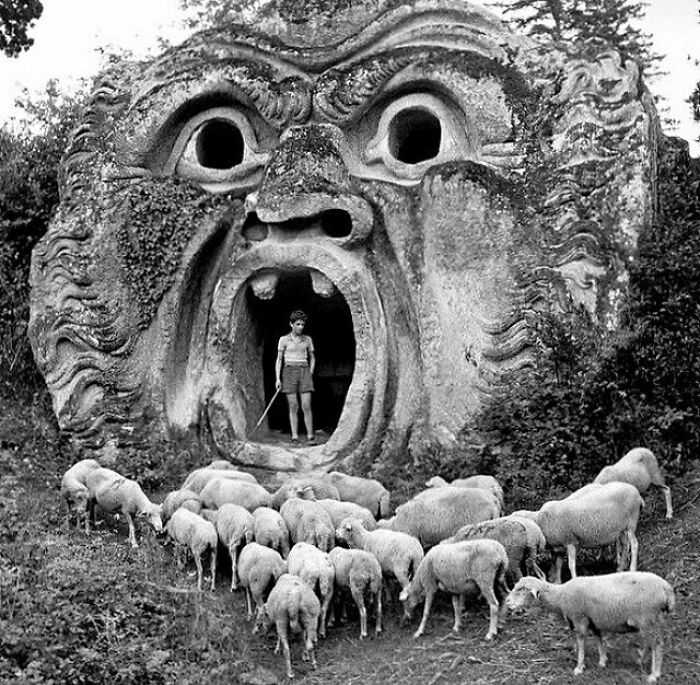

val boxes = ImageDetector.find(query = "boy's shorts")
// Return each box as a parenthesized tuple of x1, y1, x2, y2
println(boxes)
(281, 365, 314, 394)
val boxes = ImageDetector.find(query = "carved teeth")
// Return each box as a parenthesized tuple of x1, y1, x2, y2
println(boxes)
(249, 271, 279, 300)
(311, 270, 335, 298)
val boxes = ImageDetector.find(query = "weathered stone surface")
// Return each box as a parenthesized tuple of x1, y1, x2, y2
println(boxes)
(28, 0, 658, 470)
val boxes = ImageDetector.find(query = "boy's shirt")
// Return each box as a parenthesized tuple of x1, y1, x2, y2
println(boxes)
(278, 333, 314, 366)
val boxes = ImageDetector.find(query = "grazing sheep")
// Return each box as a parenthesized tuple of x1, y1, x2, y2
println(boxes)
(440, 516, 543, 584)
(506, 573, 675, 682)
(199, 478, 272, 511)
(279, 498, 335, 552)
(533, 482, 644, 583)
(84, 467, 163, 547)
(213, 503, 255, 590)
(182, 467, 258, 494)
(505, 514, 547, 580)
(315, 499, 378, 537)
(594, 447, 673, 519)
(254, 573, 321, 679)
(165, 508, 218, 591)
(161, 489, 202, 524)
(271, 477, 340, 510)
(401, 539, 509, 641)
(328, 547, 383, 639)
(287, 542, 335, 638)
(377, 487, 499, 548)
(237, 542, 287, 618)
(60, 459, 101, 531)
(319, 472, 391, 518)
(253, 506, 291, 558)
(426, 474, 504, 511)
(335, 517, 424, 598)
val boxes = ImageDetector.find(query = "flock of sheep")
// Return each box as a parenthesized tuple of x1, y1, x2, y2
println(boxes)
(60, 447, 675, 682)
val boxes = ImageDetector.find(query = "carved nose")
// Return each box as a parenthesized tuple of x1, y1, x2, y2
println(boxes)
(254, 124, 373, 244)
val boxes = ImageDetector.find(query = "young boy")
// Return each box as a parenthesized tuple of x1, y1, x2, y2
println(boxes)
(275, 310, 316, 445)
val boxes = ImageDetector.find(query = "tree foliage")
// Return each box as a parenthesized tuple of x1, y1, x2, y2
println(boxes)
(0, 82, 87, 398)
(0, 0, 43, 57)
(497, 0, 661, 76)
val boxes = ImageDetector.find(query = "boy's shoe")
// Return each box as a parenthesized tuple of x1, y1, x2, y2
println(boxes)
(291, 437, 300, 444)
(306, 436, 317, 445)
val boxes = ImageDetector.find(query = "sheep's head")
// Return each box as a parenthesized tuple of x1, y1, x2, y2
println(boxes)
(142, 504, 164, 533)
(300, 485, 317, 501)
(72, 487, 90, 512)
(253, 604, 271, 634)
(399, 583, 421, 622)
(425, 476, 447, 488)
(335, 516, 363, 547)
(505, 577, 542, 614)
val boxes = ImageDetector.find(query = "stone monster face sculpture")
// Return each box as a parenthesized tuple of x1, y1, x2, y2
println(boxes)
(29, 0, 657, 471)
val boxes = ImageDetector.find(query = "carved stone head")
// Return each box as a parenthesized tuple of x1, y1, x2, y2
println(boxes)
(29, 0, 658, 470)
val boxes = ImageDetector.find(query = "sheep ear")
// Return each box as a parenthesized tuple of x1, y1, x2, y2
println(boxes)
(529, 587, 539, 599)
(399, 588, 409, 602)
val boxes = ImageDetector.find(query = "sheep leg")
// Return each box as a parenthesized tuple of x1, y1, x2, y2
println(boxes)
(593, 633, 607, 668)
(413, 589, 435, 638)
(229, 545, 238, 590)
(551, 552, 564, 584)
(660, 485, 673, 520)
(649, 636, 663, 683)
(319, 587, 333, 639)
(245, 587, 254, 618)
(566, 544, 578, 579)
(351, 587, 368, 639)
(374, 586, 383, 635)
(627, 530, 639, 572)
(573, 631, 587, 675)
(479, 583, 500, 641)
(275, 622, 293, 679)
(450, 593, 465, 633)
(194, 552, 204, 591)
(125, 512, 138, 548)
(210, 547, 217, 591)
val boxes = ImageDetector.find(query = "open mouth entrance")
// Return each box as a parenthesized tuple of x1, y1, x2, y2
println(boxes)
(245, 268, 355, 441)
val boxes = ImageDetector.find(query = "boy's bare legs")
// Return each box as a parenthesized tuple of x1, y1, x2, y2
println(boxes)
(300, 392, 314, 441)
(287, 393, 300, 440)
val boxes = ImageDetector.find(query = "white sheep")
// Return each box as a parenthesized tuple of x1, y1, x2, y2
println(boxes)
(165, 508, 218, 591)
(335, 516, 424, 599)
(440, 516, 544, 584)
(182, 467, 258, 494)
(199, 477, 272, 511)
(161, 488, 202, 524)
(286, 542, 335, 638)
(426, 474, 504, 511)
(212, 503, 255, 590)
(401, 539, 509, 641)
(84, 467, 163, 547)
(504, 514, 548, 580)
(316, 498, 377, 540)
(506, 572, 675, 682)
(271, 477, 340, 510)
(594, 447, 673, 519)
(532, 482, 644, 583)
(60, 458, 101, 531)
(254, 573, 321, 679)
(328, 547, 383, 639)
(253, 506, 291, 558)
(320, 472, 391, 518)
(377, 486, 499, 548)
(279, 498, 335, 552)
(207, 459, 242, 470)
(237, 542, 287, 618)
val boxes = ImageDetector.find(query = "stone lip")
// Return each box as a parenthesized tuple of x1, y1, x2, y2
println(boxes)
(211, 233, 388, 471)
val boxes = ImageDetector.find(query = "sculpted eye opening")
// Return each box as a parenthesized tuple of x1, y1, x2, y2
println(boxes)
(389, 107, 441, 164)
(196, 120, 244, 169)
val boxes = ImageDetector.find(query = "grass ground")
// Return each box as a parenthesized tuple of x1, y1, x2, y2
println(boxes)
(1, 404, 699, 684)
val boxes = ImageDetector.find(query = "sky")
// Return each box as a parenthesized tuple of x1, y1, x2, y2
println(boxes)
(0, 0, 699, 155)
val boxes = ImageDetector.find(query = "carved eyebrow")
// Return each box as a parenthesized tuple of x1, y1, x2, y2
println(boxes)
(315, 47, 527, 126)
(118, 51, 314, 163)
